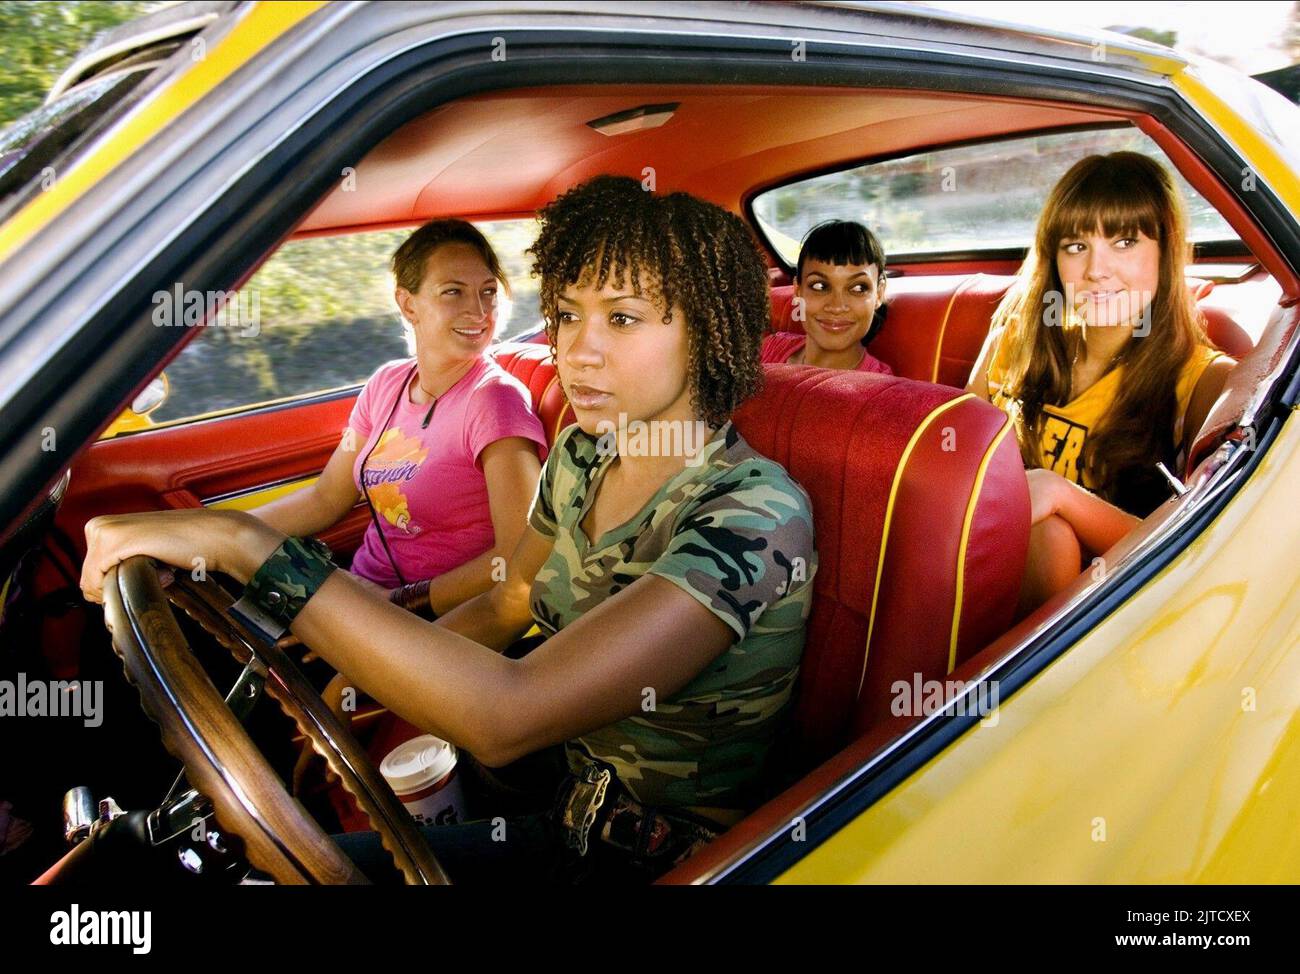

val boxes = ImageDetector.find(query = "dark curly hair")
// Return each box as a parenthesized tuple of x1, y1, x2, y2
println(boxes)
(528, 175, 770, 428)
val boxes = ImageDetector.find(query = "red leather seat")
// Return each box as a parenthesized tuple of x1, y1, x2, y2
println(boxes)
(770, 275, 1253, 388)
(733, 365, 1028, 763)
(489, 342, 574, 454)
(490, 343, 1030, 766)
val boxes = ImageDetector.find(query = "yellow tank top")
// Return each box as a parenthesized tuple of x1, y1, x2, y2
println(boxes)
(986, 335, 1226, 490)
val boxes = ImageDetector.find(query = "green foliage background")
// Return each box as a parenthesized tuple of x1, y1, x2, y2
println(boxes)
(0, 3, 545, 426)
(0, 1, 165, 128)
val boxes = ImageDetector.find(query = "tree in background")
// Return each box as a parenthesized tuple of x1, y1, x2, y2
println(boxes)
(1123, 27, 1178, 49)
(0, 1, 164, 128)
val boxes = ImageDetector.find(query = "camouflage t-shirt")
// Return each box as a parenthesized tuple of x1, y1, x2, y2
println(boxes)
(526, 421, 818, 812)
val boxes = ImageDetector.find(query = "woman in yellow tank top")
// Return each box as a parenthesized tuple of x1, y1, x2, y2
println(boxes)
(967, 152, 1235, 615)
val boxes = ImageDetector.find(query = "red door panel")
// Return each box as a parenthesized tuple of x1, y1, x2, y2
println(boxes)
(56, 392, 369, 562)
(34, 392, 369, 678)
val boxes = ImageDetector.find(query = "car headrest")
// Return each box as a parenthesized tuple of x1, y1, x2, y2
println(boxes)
(771, 276, 1254, 386)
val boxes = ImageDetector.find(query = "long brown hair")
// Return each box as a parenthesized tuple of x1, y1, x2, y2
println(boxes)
(990, 151, 1211, 515)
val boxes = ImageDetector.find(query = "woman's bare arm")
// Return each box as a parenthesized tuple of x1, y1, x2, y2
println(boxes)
(246, 431, 362, 538)
(413, 436, 542, 615)
(286, 567, 733, 766)
(433, 523, 553, 652)
(80, 510, 732, 768)
(964, 326, 1004, 401)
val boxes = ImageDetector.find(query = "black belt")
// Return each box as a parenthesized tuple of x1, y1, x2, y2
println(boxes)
(553, 759, 724, 869)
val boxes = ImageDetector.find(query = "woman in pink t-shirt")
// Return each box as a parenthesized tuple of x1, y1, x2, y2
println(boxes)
(246, 220, 546, 784)
(760, 220, 894, 375)
(250, 219, 545, 598)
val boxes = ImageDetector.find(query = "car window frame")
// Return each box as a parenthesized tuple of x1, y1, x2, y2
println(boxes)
(0, 4, 246, 228)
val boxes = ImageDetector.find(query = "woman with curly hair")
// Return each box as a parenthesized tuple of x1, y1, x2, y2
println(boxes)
(966, 152, 1235, 614)
(80, 175, 818, 884)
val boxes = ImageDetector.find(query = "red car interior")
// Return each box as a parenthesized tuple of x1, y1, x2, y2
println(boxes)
(36, 274, 1284, 883)
(45, 254, 1278, 858)
(327, 346, 1031, 833)
(46, 269, 1265, 701)
(301, 85, 1127, 233)
(25, 77, 1300, 882)
(56, 323, 1032, 806)
(770, 276, 1255, 398)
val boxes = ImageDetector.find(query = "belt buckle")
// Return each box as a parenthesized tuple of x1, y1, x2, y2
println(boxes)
(559, 763, 612, 857)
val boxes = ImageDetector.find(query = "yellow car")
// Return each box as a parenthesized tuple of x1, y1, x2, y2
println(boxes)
(1, 1, 1298, 890)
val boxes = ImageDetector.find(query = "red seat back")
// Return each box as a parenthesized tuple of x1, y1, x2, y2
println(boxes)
(771, 275, 1253, 387)
(734, 366, 1028, 764)
(491, 343, 1030, 766)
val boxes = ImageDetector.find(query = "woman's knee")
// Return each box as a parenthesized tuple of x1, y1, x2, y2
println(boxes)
(1018, 515, 1085, 616)
(1032, 514, 1082, 571)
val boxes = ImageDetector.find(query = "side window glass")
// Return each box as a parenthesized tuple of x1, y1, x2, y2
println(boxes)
(147, 230, 411, 425)
(751, 126, 1240, 264)
(140, 219, 542, 429)
(477, 218, 542, 339)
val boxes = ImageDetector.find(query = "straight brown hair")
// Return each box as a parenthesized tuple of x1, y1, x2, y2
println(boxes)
(391, 219, 511, 298)
(989, 152, 1212, 515)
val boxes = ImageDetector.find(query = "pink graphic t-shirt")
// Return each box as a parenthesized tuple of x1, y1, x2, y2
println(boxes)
(760, 331, 893, 375)
(347, 354, 547, 588)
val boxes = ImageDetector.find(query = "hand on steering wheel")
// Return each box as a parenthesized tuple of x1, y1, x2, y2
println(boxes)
(101, 556, 449, 885)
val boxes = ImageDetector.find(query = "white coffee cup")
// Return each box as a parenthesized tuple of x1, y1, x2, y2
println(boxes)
(379, 735, 467, 827)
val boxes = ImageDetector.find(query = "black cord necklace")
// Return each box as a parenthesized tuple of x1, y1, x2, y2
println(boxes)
(357, 362, 429, 588)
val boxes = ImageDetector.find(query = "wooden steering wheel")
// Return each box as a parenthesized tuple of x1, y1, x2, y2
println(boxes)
(101, 555, 449, 885)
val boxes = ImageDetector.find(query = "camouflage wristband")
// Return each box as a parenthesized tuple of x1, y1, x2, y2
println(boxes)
(229, 536, 337, 642)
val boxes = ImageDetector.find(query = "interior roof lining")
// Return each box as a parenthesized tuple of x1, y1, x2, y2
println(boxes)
(298, 83, 1127, 234)
(286, 81, 1295, 297)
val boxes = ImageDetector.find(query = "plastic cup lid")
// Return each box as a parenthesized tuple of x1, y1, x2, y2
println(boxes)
(380, 734, 457, 795)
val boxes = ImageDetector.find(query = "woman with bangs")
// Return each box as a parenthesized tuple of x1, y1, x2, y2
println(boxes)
(80, 175, 818, 884)
(761, 219, 894, 374)
(967, 152, 1235, 614)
